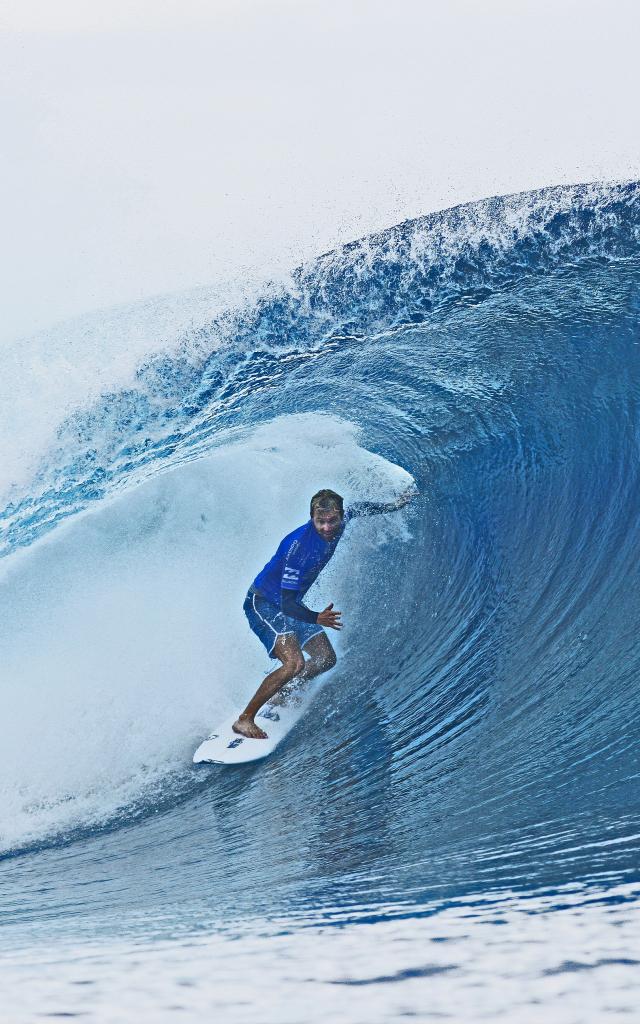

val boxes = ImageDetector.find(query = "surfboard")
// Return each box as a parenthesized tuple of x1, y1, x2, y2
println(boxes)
(193, 690, 312, 765)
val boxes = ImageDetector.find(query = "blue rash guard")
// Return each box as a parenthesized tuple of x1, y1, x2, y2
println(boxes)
(251, 501, 398, 623)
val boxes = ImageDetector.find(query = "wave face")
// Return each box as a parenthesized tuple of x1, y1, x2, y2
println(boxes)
(1, 182, 640, 943)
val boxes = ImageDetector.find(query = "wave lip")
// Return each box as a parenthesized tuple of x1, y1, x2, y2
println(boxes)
(2, 180, 639, 550)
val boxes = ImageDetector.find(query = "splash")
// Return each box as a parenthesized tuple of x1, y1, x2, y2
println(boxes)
(0, 415, 412, 850)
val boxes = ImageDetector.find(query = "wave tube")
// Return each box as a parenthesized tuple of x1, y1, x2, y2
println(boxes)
(0, 415, 413, 851)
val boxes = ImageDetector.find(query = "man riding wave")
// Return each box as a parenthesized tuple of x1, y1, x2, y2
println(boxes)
(234, 486, 415, 738)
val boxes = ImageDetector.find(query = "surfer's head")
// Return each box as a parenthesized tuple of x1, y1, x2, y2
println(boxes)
(310, 489, 344, 540)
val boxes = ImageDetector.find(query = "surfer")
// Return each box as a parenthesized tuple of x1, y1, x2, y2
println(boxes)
(233, 486, 416, 738)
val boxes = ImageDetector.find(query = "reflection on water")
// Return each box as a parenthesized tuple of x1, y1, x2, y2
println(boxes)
(2, 883, 638, 1023)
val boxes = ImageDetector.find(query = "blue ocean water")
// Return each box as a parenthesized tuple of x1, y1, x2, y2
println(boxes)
(1, 182, 639, 1017)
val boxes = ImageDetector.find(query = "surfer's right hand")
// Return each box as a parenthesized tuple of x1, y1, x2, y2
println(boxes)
(317, 603, 343, 630)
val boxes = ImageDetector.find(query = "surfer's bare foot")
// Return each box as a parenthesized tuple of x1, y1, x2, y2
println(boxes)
(232, 716, 267, 740)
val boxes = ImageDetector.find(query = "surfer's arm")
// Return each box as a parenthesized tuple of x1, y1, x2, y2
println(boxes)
(281, 590, 342, 630)
(348, 486, 417, 518)
(280, 588, 319, 624)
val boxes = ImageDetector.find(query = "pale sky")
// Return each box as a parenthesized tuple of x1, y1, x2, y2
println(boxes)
(1, 0, 639, 345)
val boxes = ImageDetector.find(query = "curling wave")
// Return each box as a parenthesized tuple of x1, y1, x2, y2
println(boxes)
(1, 181, 639, 940)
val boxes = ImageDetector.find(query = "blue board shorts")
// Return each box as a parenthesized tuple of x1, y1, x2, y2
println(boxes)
(244, 587, 325, 657)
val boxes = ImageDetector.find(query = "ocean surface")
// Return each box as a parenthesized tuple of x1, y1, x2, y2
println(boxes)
(1, 182, 639, 1021)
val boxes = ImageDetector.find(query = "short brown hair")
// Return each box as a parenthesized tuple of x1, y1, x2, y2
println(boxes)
(310, 489, 344, 518)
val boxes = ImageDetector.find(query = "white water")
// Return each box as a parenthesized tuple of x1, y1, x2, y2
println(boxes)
(0, 413, 413, 850)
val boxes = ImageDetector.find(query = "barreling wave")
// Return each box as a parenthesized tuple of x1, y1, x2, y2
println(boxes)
(1, 181, 639, 938)
(3, 180, 638, 555)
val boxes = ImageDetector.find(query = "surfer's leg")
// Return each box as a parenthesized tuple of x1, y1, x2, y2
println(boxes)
(301, 632, 337, 680)
(271, 632, 337, 705)
(233, 635, 305, 739)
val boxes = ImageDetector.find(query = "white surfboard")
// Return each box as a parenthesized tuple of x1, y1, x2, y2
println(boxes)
(193, 689, 313, 765)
